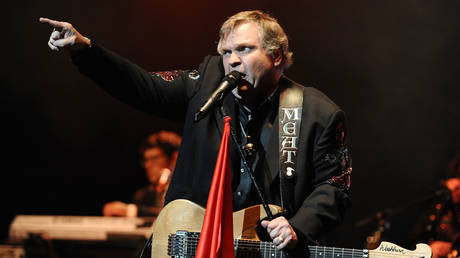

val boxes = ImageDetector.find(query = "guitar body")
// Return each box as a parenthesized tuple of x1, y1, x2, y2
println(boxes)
(151, 199, 432, 258)
(151, 199, 282, 257)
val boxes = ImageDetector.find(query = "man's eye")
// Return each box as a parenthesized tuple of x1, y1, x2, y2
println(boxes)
(239, 46, 252, 53)
(222, 51, 231, 56)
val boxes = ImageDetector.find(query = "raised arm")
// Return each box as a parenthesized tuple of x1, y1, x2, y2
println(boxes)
(39, 17, 210, 122)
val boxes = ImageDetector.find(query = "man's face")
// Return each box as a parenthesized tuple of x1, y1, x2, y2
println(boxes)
(221, 22, 281, 105)
(143, 147, 170, 184)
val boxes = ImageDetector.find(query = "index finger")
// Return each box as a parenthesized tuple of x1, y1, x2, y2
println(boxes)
(39, 17, 66, 29)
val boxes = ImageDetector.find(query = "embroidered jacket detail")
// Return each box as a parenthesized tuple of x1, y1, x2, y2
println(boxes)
(326, 121, 352, 192)
(188, 70, 200, 80)
(151, 70, 180, 82)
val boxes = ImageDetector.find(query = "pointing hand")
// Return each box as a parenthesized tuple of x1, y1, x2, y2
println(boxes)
(39, 17, 90, 51)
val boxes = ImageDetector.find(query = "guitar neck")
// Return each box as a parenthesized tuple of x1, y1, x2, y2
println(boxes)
(307, 245, 368, 258)
(235, 240, 431, 258)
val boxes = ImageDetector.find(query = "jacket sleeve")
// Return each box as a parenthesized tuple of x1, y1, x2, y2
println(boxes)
(71, 41, 207, 122)
(289, 109, 352, 243)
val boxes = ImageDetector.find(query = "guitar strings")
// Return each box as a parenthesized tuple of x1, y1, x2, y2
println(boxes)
(180, 241, 423, 258)
(170, 234, 427, 258)
(170, 235, 381, 257)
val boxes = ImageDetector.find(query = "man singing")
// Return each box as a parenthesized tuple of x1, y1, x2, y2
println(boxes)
(40, 10, 352, 255)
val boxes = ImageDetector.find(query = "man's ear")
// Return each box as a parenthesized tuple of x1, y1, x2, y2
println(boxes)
(272, 49, 283, 67)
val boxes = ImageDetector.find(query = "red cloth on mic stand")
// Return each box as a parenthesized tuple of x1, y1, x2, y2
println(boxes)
(195, 116, 235, 258)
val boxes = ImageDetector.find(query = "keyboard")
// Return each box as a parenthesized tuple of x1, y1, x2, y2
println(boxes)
(9, 215, 154, 241)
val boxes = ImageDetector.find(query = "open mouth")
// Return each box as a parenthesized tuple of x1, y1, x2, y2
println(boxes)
(238, 78, 252, 91)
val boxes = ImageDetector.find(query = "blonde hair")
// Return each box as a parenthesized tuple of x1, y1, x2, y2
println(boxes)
(217, 10, 293, 71)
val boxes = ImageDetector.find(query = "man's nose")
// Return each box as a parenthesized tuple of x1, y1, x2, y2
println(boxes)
(229, 53, 241, 68)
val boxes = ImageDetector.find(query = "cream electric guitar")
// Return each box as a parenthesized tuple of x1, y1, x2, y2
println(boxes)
(151, 199, 431, 258)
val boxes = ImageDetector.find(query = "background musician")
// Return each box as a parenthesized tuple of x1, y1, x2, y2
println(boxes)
(103, 131, 181, 217)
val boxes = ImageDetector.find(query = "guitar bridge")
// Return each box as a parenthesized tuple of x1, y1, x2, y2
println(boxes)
(168, 230, 200, 257)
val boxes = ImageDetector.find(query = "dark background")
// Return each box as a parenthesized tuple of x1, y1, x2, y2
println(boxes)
(2, 0, 460, 250)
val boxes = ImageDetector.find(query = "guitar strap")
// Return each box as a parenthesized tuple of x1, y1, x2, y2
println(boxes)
(278, 82, 304, 216)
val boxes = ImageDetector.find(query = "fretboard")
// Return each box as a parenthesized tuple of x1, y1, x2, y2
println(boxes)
(234, 239, 368, 258)
(308, 245, 369, 258)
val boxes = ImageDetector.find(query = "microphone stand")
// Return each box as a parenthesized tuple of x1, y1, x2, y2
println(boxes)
(219, 105, 274, 220)
(220, 102, 295, 258)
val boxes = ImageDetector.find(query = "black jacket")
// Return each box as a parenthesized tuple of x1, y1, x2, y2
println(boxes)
(73, 43, 352, 242)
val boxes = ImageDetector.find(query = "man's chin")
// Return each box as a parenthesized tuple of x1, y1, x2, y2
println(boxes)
(236, 87, 251, 100)
(235, 89, 259, 107)
(232, 82, 251, 97)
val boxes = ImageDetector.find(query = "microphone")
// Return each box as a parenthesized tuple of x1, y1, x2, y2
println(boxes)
(194, 71, 242, 122)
